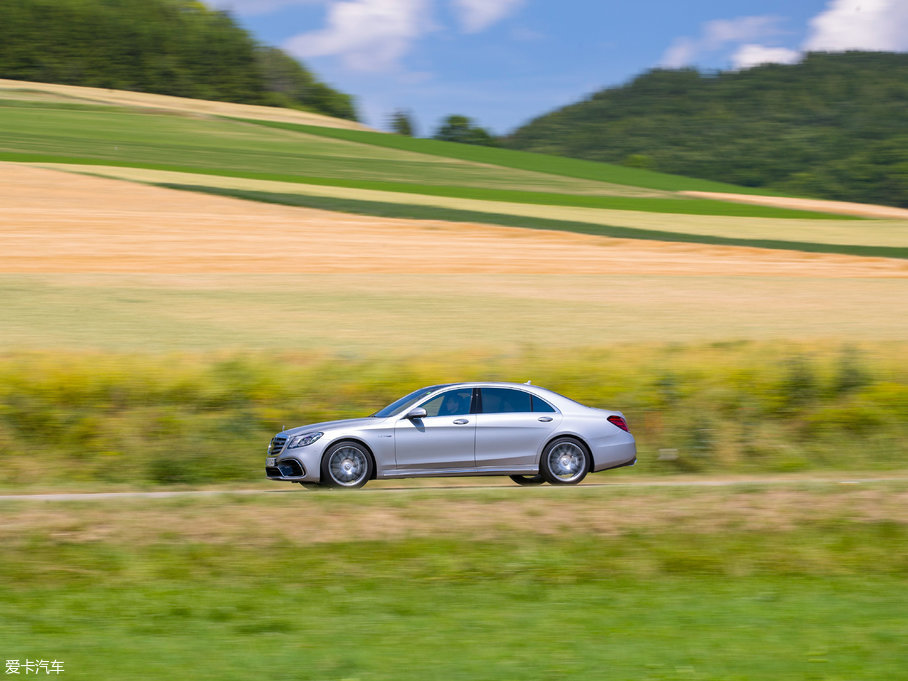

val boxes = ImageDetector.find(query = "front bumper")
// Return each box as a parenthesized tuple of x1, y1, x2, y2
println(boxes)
(265, 434, 327, 482)
(265, 458, 307, 480)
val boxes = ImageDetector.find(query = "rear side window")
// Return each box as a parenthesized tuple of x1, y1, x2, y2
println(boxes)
(480, 388, 532, 414)
(531, 395, 556, 413)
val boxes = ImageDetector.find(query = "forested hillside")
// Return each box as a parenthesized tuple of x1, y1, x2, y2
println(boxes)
(505, 52, 908, 207)
(0, 0, 357, 120)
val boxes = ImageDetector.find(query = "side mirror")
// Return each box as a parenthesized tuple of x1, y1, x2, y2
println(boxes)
(405, 407, 427, 420)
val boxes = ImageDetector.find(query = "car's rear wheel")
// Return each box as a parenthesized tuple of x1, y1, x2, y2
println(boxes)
(320, 442, 373, 489)
(540, 438, 589, 485)
(509, 474, 546, 486)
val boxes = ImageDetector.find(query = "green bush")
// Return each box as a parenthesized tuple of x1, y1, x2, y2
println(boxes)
(0, 342, 904, 487)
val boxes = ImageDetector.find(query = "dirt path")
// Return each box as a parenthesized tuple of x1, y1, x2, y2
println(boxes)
(682, 190, 908, 219)
(1, 478, 905, 549)
(3, 163, 905, 277)
(1, 476, 905, 502)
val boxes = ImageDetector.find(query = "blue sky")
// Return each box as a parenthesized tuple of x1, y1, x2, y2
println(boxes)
(209, 0, 908, 135)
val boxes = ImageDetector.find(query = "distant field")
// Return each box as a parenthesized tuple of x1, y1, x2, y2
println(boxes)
(4, 273, 908, 353)
(0, 103, 672, 196)
(0, 78, 369, 130)
(2, 165, 906, 354)
(154, 182, 908, 256)
(2, 95, 895, 215)
(4, 90, 907, 261)
(37, 162, 852, 219)
(243, 118, 778, 194)
(25, 163, 908, 257)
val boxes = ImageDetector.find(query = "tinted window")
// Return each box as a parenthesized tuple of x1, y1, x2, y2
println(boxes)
(420, 388, 473, 417)
(532, 395, 556, 413)
(480, 388, 532, 414)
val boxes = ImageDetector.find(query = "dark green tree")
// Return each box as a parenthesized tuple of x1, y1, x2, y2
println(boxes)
(433, 115, 497, 146)
(504, 52, 908, 207)
(389, 109, 416, 136)
(0, 0, 357, 120)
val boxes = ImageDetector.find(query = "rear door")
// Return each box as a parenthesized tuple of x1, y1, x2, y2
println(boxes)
(474, 388, 561, 470)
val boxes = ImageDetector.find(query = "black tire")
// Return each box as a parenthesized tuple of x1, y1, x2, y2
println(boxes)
(509, 474, 546, 486)
(539, 437, 589, 485)
(320, 441, 373, 489)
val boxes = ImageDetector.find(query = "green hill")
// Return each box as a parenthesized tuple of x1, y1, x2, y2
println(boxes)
(0, 0, 357, 120)
(504, 52, 908, 208)
(1, 89, 905, 258)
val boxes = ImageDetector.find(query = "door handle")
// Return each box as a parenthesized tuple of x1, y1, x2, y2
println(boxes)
(538, 416, 553, 422)
(453, 418, 469, 425)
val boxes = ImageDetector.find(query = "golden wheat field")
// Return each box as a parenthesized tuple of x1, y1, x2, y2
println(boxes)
(2, 162, 906, 353)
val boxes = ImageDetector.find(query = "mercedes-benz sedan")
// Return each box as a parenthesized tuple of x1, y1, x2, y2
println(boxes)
(265, 382, 636, 489)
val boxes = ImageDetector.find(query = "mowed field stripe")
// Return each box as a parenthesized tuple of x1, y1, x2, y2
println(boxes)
(3, 163, 906, 277)
(39, 163, 908, 250)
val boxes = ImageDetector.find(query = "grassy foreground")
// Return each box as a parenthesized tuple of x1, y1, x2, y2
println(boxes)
(1, 485, 906, 680)
(1, 343, 905, 488)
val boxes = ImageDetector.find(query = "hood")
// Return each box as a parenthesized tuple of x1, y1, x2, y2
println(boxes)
(281, 417, 377, 437)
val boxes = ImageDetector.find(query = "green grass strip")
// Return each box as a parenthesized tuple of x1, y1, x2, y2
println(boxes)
(158, 183, 908, 259)
(0, 152, 849, 220)
(0, 98, 133, 112)
(232, 117, 785, 196)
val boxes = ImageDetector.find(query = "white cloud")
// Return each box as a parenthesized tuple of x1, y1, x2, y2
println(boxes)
(450, 0, 524, 34)
(661, 38, 697, 69)
(804, 0, 908, 52)
(660, 15, 785, 67)
(727, 0, 908, 71)
(732, 44, 801, 69)
(662, 1, 908, 74)
(702, 16, 783, 47)
(283, 0, 432, 72)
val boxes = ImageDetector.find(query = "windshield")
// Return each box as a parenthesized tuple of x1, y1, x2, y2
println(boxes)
(371, 385, 450, 418)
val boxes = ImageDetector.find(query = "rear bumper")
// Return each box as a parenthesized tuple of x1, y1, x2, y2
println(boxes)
(590, 435, 637, 472)
(598, 455, 636, 472)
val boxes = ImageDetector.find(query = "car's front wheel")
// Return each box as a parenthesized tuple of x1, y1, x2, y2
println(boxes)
(320, 442, 373, 489)
(540, 438, 589, 485)
(509, 474, 546, 486)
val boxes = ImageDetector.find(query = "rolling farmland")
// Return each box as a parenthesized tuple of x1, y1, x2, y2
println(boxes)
(1, 81, 906, 681)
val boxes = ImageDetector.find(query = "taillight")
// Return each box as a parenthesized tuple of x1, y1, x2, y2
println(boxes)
(607, 415, 629, 432)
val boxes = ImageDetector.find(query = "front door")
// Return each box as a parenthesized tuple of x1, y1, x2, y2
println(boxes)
(394, 387, 476, 472)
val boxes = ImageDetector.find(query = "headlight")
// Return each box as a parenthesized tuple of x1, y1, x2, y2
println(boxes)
(287, 431, 324, 449)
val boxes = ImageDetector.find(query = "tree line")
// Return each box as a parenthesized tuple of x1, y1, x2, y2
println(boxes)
(503, 52, 908, 207)
(0, 0, 357, 120)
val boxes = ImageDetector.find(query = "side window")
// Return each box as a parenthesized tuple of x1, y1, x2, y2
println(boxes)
(532, 395, 557, 413)
(420, 388, 473, 417)
(480, 388, 532, 414)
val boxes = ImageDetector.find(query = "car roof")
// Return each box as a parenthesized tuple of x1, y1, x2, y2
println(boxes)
(429, 381, 582, 405)
(442, 381, 546, 389)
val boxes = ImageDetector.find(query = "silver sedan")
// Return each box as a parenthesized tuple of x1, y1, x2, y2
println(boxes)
(265, 382, 636, 489)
